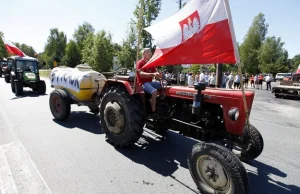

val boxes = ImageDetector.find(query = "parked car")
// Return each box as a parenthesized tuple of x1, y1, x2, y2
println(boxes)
(274, 73, 292, 81)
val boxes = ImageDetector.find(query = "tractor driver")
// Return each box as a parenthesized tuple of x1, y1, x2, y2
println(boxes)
(136, 48, 161, 119)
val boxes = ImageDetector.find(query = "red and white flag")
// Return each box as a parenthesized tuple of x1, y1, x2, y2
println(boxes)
(1, 37, 26, 57)
(142, 0, 239, 69)
(297, 64, 300, 74)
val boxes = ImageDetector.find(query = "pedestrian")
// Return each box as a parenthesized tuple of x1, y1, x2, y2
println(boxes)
(258, 73, 263, 89)
(265, 74, 273, 90)
(208, 72, 216, 87)
(234, 73, 240, 89)
(250, 75, 254, 88)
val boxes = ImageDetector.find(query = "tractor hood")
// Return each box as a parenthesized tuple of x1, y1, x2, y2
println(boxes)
(23, 71, 37, 81)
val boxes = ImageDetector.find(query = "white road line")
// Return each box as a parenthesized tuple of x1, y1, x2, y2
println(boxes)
(0, 146, 18, 194)
(1, 140, 53, 194)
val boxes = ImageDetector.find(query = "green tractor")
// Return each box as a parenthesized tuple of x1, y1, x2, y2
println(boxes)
(8, 56, 46, 96)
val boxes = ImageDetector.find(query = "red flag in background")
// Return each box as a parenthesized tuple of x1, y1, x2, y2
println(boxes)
(1, 37, 26, 57)
(297, 64, 300, 74)
(142, 0, 239, 70)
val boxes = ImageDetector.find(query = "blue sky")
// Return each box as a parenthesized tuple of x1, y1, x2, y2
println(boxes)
(0, 0, 299, 58)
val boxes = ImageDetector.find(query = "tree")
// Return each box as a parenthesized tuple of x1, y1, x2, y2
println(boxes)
(258, 36, 289, 73)
(117, 23, 138, 68)
(44, 28, 67, 66)
(291, 54, 300, 70)
(239, 13, 268, 74)
(81, 30, 114, 72)
(189, 64, 201, 74)
(133, 0, 162, 49)
(73, 22, 95, 50)
(0, 31, 8, 58)
(61, 40, 81, 67)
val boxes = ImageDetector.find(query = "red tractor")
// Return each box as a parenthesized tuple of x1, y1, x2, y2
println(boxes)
(49, 68, 262, 194)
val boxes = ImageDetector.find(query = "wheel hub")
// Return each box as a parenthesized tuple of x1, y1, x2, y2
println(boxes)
(104, 102, 125, 135)
(53, 96, 62, 113)
(197, 155, 229, 191)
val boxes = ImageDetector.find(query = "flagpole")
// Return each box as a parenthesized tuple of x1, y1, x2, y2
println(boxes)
(223, 0, 250, 128)
(133, 0, 144, 94)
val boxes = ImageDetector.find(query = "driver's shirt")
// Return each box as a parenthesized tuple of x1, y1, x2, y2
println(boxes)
(136, 59, 156, 86)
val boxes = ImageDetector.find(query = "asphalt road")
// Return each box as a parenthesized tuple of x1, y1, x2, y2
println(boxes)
(0, 77, 299, 194)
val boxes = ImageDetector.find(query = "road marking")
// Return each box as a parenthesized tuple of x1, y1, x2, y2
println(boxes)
(0, 140, 52, 194)
(0, 145, 18, 194)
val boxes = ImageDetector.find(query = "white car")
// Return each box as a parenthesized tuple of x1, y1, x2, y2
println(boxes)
(275, 73, 291, 81)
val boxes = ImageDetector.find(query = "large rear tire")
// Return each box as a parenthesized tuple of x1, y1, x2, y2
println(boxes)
(49, 89, 71, 121)
(100, 85, 144, 147)
(188, 142, 249, 194)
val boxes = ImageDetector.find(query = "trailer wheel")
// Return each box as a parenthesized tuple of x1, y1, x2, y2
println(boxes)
(49, 89, 71, 121)
(38, 80, 46, 94)
(100, 85, 144, 147)
(239, 125, 264, 162)
(188, 142, 249, 194)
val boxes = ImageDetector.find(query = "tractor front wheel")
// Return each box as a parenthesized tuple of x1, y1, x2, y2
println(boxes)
(100, 85, 144, 147)
(49, 89, 71, 121)
(188, 142, 249, 194)
(238, 125, 264, 162)
(5, 74, 10, 83)
(38, 80, 46, 94)
(14, 81, 23, 96)
(10, 76, 15, 93)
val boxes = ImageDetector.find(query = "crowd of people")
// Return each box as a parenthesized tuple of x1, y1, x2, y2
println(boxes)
(178, 71, 274, 90)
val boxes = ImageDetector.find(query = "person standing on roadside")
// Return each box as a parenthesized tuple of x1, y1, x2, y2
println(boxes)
(265, 74, 273, 90)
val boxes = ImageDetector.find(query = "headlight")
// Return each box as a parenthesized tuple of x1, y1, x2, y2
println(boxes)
(228, 108, 239, 121)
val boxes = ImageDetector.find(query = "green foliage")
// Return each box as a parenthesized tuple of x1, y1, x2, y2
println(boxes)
(257, 36, 289, 73)
(239, 13, 268, 74)
(61, 40, 81, 67)
(133, 0, 162, 49)
(81, 30, 114, 72)
(291, 54, 300, 70)
(73, 22, 95, 51)
(117, 23, 137, 69)
(44, 28, 67, 64)
(0, 32, 8, 58)
(189, 64, 201, 74)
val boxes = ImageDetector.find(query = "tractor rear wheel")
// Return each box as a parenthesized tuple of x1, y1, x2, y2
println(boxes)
(49, 89, 71, 121)
(14, 81, 23, 96)
(100, 85, 144, 147)
(188, 142, 249, 194)
(38, 80, 46, 94)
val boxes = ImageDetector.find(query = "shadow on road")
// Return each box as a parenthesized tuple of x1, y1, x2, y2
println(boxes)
(115, 129, 200, 193)
(10, 91, 48, 100)
(115, 129, 300, 194)
(246, 160, 300, 194)
(53, 111, 103, 134)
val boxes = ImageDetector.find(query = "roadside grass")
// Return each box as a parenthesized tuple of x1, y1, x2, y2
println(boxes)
(39, 70, 51, 78)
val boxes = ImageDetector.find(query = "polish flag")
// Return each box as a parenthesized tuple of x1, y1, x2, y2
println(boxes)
(297, 64, 300, 74)
(142, 0, 239, 69)
(1, 37, 26, 57)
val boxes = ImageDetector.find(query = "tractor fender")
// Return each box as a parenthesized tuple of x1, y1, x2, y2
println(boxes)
(100, 79, 144, 96)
